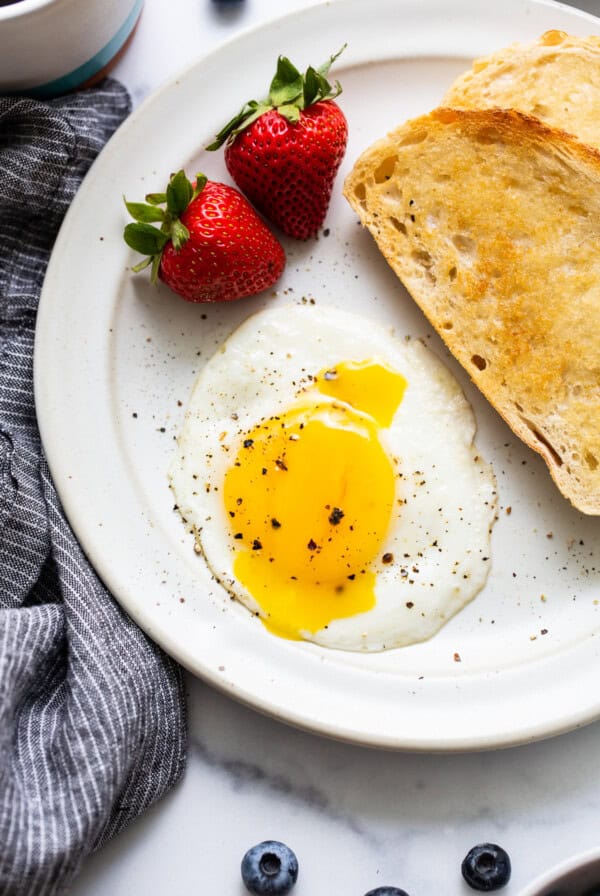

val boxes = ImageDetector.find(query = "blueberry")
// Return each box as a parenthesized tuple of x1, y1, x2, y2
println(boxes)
(364, 888, 410, 896)
(461, 843, 511, 891)
(241, 841, 298, 895)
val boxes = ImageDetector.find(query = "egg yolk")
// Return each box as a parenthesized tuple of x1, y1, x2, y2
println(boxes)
(315, 358, 406, 428)
(223, 360, 407, 641)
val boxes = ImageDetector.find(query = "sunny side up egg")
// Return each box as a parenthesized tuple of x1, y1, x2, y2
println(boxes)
(170, 305, 497, 652)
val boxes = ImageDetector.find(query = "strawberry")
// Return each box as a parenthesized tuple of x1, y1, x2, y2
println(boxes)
(207, 48, 348, 240)
(123, 170, 285, 303)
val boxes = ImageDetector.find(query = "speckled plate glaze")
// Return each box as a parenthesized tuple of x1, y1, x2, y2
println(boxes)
(35, 0, 600, 751)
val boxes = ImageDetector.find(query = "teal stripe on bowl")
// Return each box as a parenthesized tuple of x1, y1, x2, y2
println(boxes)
(26, 0, 143, 98)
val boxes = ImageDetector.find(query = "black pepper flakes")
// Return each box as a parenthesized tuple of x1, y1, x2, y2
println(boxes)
(382, 552, 394, 564)
(307, 538, 317, 551)
(271, 518, 281, 529)
(328, 507, 345, 525)
(252, 539, 262, 550)
(243, 439, 254, 448)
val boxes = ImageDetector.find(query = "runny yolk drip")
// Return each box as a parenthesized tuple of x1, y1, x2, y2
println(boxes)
(316, 358, 407, 428)
(223, 360, 407, 641)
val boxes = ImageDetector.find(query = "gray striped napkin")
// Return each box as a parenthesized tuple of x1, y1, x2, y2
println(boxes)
(0, 81, 186, 895)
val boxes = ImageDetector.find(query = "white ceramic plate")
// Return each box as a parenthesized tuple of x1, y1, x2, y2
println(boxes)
(35, 0, 600, 751)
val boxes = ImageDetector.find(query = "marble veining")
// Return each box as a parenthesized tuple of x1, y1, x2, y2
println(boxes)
(72, 679, 600, 895)
(188, 735, 376, 844)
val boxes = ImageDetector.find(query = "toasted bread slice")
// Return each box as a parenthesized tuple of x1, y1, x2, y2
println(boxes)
(444, 30, 600, 149)
(343, 107, 600, 513)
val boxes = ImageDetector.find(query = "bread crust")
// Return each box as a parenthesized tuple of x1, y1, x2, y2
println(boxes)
(443, 30, 600, 150)
(344, 107, 600, 513)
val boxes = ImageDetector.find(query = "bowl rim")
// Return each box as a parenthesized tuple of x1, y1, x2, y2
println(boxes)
(519, 847, 600, 896)
(0, 0, 58, 23)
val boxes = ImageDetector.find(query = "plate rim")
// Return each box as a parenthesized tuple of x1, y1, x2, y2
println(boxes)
(34, 0, 600, 752)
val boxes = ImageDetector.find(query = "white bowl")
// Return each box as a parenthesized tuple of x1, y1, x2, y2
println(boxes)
(0, 0, 143, 97)
(519, 848, 600, 896)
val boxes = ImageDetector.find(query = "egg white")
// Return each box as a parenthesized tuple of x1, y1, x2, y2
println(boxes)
(169, 304, 497, 652)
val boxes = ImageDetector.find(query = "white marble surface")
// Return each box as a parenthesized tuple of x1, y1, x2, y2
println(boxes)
(72, 0, 600, 893)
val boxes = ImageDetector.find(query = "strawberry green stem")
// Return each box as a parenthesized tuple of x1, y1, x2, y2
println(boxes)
(206, 45, 346, 150)
(123, 171, 207, 281)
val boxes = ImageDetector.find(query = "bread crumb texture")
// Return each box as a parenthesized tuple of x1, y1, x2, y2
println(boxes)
(344, 107, 600, 513)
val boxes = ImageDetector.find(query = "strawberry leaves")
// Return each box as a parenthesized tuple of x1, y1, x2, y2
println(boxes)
(123, 173, 286, 303)
(269, 55, 305, 108)
(207, 45, 346, 149)
(123, 171, 207, 279)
